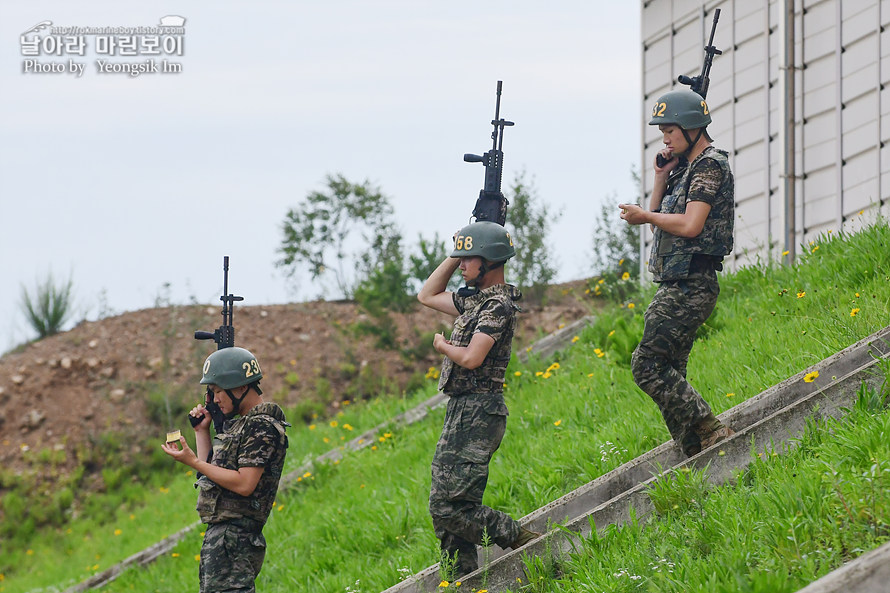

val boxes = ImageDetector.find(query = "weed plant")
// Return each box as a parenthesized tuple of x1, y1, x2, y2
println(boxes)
(3, 222, 889, 593)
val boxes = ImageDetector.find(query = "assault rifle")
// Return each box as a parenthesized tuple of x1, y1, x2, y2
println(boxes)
(191, 255, 244, 434)
(463, 80, 514, 226)
(657, 8, 722, 168)
(678, 8, 722, 100)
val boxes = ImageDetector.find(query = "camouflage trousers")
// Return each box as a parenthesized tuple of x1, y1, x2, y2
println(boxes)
(631, 271, 719, 454)
(200, 521, 266, 593)
(429, 392, 521, 576)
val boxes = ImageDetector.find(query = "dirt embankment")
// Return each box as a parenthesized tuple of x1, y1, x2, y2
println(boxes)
(0, 283, 592, 484)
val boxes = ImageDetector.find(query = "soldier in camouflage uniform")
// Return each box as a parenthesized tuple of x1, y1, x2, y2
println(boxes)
(162, 347, 289, 593)
(619, 89, 736, 457)
(417, 221, 540, 577)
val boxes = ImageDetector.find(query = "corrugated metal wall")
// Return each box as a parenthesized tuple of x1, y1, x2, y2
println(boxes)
(640, 0, 890, 275)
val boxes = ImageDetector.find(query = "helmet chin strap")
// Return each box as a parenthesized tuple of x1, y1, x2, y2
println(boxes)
(680, 128, 705, 156)
(223, 386, 249, 419)
(469, 260, 502, 287)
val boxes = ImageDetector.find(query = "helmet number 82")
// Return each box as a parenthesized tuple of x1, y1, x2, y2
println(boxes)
(455, 235, 473, 250)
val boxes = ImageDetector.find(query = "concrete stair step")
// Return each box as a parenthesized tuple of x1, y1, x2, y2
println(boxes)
(382, 325, 890, 593)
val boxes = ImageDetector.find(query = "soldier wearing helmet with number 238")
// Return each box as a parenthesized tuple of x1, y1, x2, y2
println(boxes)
(619, 89, 736, 457)
(162, 347, 289, 593)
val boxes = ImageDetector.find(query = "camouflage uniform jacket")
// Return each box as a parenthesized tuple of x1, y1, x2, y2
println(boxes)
(437, 283, 521, 396)
(196, 402, 289, 527)
(649, 146, 734, 282)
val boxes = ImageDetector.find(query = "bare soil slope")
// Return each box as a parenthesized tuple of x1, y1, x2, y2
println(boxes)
(0, 283, 591, 482)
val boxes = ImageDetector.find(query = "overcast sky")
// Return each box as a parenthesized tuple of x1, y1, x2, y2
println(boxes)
(0, 2, 642, 350)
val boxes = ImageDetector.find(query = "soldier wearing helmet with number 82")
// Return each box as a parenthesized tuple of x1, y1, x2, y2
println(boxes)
(162, 347, 289, 593)
(619, 89, 736, 457)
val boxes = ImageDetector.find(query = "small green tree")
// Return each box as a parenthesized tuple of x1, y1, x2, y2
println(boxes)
(20, 272, 74, 338)
(277, 174, 399, 298)
(506, 170, 562, 302)
(590, 168, 642, 279)
(353, 233, 414, 315)
(406, 232, 460, 294)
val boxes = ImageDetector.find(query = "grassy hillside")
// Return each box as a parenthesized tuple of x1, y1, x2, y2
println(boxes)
(5, 221, 890, 593)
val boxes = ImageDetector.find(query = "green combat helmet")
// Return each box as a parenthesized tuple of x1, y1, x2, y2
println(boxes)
(450, 221, 516, 263)
(201, 347, 262, 390)
(649, 89, 711, 130)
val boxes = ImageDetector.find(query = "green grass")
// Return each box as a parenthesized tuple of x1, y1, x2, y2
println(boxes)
(514, 389, 890, 593)
(3, 221, 890, 593)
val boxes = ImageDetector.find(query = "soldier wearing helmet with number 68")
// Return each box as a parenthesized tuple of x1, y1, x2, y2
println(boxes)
(162, 347, 289, 593)
(619, 88, 736, 457)
(418, 221, 540, 578)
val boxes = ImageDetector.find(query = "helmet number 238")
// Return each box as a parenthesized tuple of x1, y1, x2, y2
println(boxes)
(242, 359, 261, 378)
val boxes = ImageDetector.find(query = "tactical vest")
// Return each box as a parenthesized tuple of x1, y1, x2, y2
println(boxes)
(648, 146, 734, 282)
(196, 402, 289, 526)
(437, 283, 521, 396)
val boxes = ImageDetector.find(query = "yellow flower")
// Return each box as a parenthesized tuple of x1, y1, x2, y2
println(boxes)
(594, 348, 605, 358)
(812, 245, 820, 253)
(621, 272, 630, 281)
(171, 552, 180, 558)
(782, 250, 789, 256)
(535, 371, 543, 377)
(797, 291, 806, 299)
(384, 432, 392, 438)
(343, 400, 351, 406)
(289, 359, 297, 366)
(547, 362, 560, 372)
(584, 288, 590, 294)
(627, 303, 635, 309)
(309, 424, 316, 430)
(619, 258, 625, 266)
(371, 445, 378, 450)
(455, 582, 461, 587)
(439, 582, 450, 588)
(114, 529, 122, 536)
(850, 308, 860, 317)
(303, 471, 312, 478)
(571, 336, 580, 343)
(598, 278, 605, 285)
(558, 323, 565, 329)
(159, 486, 169, 494)
(608, 330, 615, 337)
(726, 392, 735, 398)
(343, 424, 354, 431)
(379, 436, 386, 442)
(554, 419, 562, 426)
(803, 371, 819, 383)
(587, 373, 594, 377)
(542, 372, 552, 379)
(194, 554, 201, 561)
(329, 420, 338, 428)
(855, 292, 860, 298)
(26, 549, 34, 556)
(323, 437, 330, 443)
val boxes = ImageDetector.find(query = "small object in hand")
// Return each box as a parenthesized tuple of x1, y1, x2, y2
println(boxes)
(166, 429, 181, 444)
